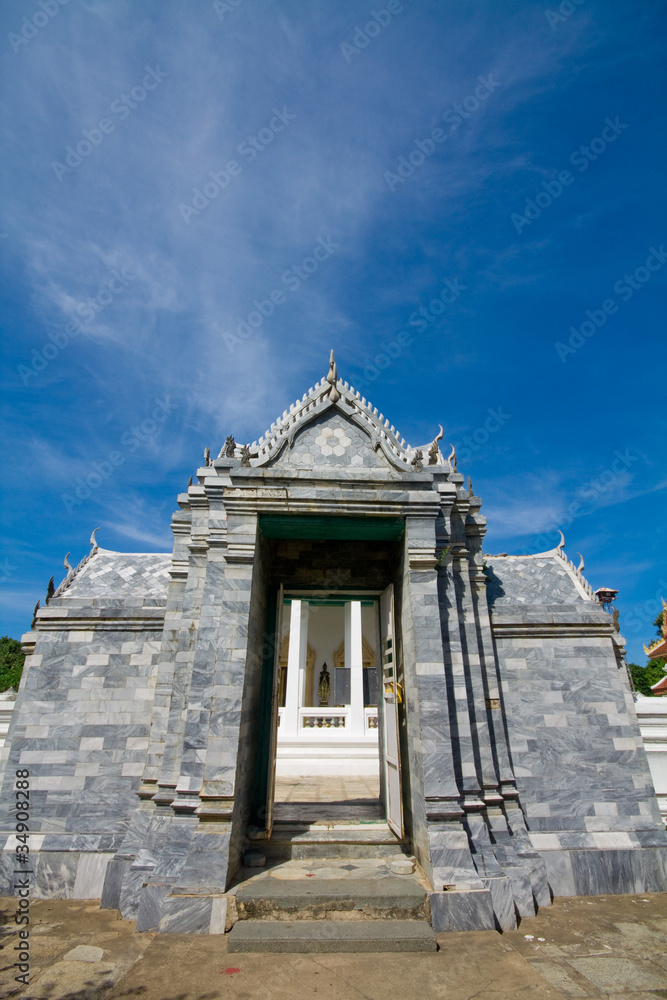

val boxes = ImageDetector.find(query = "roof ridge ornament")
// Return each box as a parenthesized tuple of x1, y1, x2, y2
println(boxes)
(428, 425, 443, 465)
(447, 443, 457, 472)
(326, 349, 341, 403)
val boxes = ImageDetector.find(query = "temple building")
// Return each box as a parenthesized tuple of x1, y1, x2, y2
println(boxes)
(2, 353, 666, 941)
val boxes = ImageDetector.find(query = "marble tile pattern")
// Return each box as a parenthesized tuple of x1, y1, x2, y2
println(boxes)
(486, 553, 667, 896)
(485, 556, 582, 606)
(269, 411, 389, 469)
(1, 386, 666, 932)
(63, 551, 172, 600)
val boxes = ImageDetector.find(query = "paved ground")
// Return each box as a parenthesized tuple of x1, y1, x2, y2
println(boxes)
(230, 857, 430, 891)
(274, 776, 380, 803)
(273, 775, 384, 823)
(1, 892, 666, 1000)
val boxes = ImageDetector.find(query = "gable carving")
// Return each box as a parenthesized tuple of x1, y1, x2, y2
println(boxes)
(269, 410, 390, 470)
(333, 637, 377, 669)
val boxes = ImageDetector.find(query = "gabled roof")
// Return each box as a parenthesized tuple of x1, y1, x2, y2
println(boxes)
(485, 535, 596, 607)
(651, 674, 667, 694)
(50, 533, 171, 602)
(644, 598, 667, 660)
(217, 352, 451, 474)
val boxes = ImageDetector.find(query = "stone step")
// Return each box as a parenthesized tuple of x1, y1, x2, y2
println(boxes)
(228, 919, 437, 953)
(253, 824, 407, 860)
(273, 802, 384, 824)
(235, 876, 428, 921)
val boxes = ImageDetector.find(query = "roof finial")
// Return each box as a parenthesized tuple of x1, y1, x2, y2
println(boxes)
(556, 530, 565, 553)
(428, 425, 443, 465)
(576, 552, 585, 573)
(326, 349, 341, 403)
(90, 527, 100, 551)
(447, 443, 457, 473)
(64, 552, 73, 573)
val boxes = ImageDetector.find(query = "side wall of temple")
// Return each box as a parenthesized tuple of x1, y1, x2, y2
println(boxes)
(487, 556, 667, 895)
(0, 597, 163, 898)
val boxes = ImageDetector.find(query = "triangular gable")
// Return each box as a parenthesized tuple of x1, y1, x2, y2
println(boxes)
(243, 359, 449, 473)
(267, 406, 392, 471)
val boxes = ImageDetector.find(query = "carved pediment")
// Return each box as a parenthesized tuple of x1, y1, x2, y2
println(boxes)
(269, 410, 391, 471)
(333, 637, 377, 670)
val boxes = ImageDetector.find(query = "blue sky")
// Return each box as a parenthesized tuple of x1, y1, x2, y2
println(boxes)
(1, 0, 665, 663)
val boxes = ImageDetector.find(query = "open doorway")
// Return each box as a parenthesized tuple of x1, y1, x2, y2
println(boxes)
(251, 523, 406, 844)
(273, 595, 383, 824)
(262, 584, 403, 841)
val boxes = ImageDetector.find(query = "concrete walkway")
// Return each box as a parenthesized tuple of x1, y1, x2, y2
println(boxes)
(1, 892, 666, 999)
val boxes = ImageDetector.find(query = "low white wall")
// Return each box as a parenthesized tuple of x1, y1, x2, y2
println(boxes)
(276, 736, 380, 776)
(635, 694, 667, 826)
(0, 691, 16, 750)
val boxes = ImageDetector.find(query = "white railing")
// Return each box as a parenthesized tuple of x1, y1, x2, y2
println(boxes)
(277, 705, 378, 733)
(300, 708, 348, 729)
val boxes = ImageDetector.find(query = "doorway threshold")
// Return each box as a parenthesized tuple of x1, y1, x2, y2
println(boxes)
(273, 774, 383, 825)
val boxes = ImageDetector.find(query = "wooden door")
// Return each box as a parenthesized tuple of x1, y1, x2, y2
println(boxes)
(264, 585, 284, 837)
(380, 584, 403, 838)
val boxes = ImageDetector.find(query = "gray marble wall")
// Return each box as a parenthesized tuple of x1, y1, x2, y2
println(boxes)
(0, 594, 164, 896)
(487, 554, 667, 896)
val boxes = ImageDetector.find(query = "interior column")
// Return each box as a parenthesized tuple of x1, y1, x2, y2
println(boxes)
(346, 600, 365, 737)
(282, 599, 309, 737)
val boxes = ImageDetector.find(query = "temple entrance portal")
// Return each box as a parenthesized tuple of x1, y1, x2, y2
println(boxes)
(265, 586, 402, 835)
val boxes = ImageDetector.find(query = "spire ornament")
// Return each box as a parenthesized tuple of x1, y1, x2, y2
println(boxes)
(326, 349, 341, 403)
(447, 443, 457, 473)
(428, 425, 444, 465)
